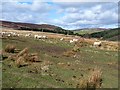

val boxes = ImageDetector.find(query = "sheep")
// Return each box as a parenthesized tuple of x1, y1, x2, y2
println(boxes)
(25, 34, 31, 37)
(73, 38, 78, 42)
(70, 38, 79, 43)
(93, 41, 102, 47)
(70, 40, 74, 43)
(37, 35, 42, 39)
(42, 35, 47, 39)
(7, 34, 11, 37)
(17, 34, 20, 37)
(60, 38, 64, 41)
(34, 35, 47, 39)
(34, 35, 38, 39)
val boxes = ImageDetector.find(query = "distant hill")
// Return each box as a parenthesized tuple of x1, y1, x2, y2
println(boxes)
(82, 28, 120, 41)
(73, 28, 109, 31)
(0, 20, 73, 35)
(0, 20, 61, 30)
(73, 28, 109, 36)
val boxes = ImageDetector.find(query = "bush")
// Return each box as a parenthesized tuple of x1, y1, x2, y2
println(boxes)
(5, 44, 16, 53)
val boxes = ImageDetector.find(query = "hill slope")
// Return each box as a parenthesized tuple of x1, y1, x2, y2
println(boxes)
(83, 28, 120, 41)
(0, 20, 61, 30)
(73, 28, 107, 35)
(0, 20, 73, 35)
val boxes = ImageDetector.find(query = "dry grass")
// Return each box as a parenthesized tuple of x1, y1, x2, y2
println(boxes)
(88, 67, 102, 88)
(15, 56, 28, 68)
(63, 50, 76, 57)
(72, 45, 80, 52)
(16, 47, 29, 57)
(4, 47, 39, 67)
(23, 53, 39, 62)
(77, 67, 102, 89)
(5, 44, 16, 53)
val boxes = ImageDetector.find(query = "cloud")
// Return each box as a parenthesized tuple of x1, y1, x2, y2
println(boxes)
(1, 0, 52, 23)
(0, 0, 118, 30)
(52, 0, 119, 2)
(48, 2, 118, 29)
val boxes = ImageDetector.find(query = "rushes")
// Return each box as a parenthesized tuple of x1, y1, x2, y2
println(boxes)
(15, 48, 39, 67)
(4, 45, 39, 68)
(77, 67, 102, 89)
(5, 44, 16, 53)
(88, 67, 102, 88)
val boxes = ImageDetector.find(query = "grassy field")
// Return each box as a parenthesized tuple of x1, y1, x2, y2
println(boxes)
(74, 29, 104, 35)
(1, 32, 118, 88)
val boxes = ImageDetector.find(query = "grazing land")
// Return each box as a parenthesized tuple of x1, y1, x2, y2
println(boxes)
(1, 29, 119, 88)
(73, 29, 105, 35)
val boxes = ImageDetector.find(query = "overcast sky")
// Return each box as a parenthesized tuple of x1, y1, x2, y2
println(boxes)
(0, 0, 119, 30)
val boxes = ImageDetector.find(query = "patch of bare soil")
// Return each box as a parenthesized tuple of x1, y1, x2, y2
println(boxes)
(32, 45, 68, 55)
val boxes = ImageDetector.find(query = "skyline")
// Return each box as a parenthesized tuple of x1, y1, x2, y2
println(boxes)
(0, 0, 119, 30)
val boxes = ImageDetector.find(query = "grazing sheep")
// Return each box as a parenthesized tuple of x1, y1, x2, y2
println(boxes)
(7, 34, 11, 37)
(37, 35, 42, 39)
(60, 38, 64, 41)
(70, 38, 79, 43)
(73, 38, 78, 42)
(34, 35, 38, 39)
(93, 41, 102, 47)
(70, 40, 74, 43)
(25, 34, 31, 37)
(42, 35, 47, 39)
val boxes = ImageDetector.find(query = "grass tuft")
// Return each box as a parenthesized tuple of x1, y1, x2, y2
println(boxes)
(77, 67, 102, 89)
(5, 44, 16, 53)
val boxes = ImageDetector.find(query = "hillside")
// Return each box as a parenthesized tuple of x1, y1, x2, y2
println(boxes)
(73, 28, 108, 31)
(83, 28, 120, 41)
(73, 28, 107, 35)
(0, 20, 61, 30)
(1, 29, 118, 88)
(0, 20, 73, 35)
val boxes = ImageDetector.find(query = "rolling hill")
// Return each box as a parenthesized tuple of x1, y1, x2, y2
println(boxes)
(73, 28, 109, 35)
(83, 28, 120, 41)
(0, 20, 61, 30)
(0, 20, 73, 35)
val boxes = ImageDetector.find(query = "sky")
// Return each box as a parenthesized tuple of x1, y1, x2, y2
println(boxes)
(0, 0, 119, 30)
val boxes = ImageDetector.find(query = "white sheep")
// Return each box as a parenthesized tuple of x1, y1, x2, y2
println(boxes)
(93, 41, 102, 47)
(42, 35, 47, 39)
(73, 38, 78, 42)
(70, 40, 74, 43)
(38, 35, 43, 39)
(34, 35, 38, 39)
(7, 34, 11, 37)
(25, 34, 31, 37)
(60, 38, 64, 41)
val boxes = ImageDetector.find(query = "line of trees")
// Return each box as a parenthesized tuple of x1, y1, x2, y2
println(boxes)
(18, 26, 74, 35)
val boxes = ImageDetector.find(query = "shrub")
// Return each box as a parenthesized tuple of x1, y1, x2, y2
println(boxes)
(5, 44, 16, 53)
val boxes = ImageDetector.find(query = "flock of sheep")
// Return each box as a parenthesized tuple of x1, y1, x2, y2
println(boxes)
(1, 31, 102, 47)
